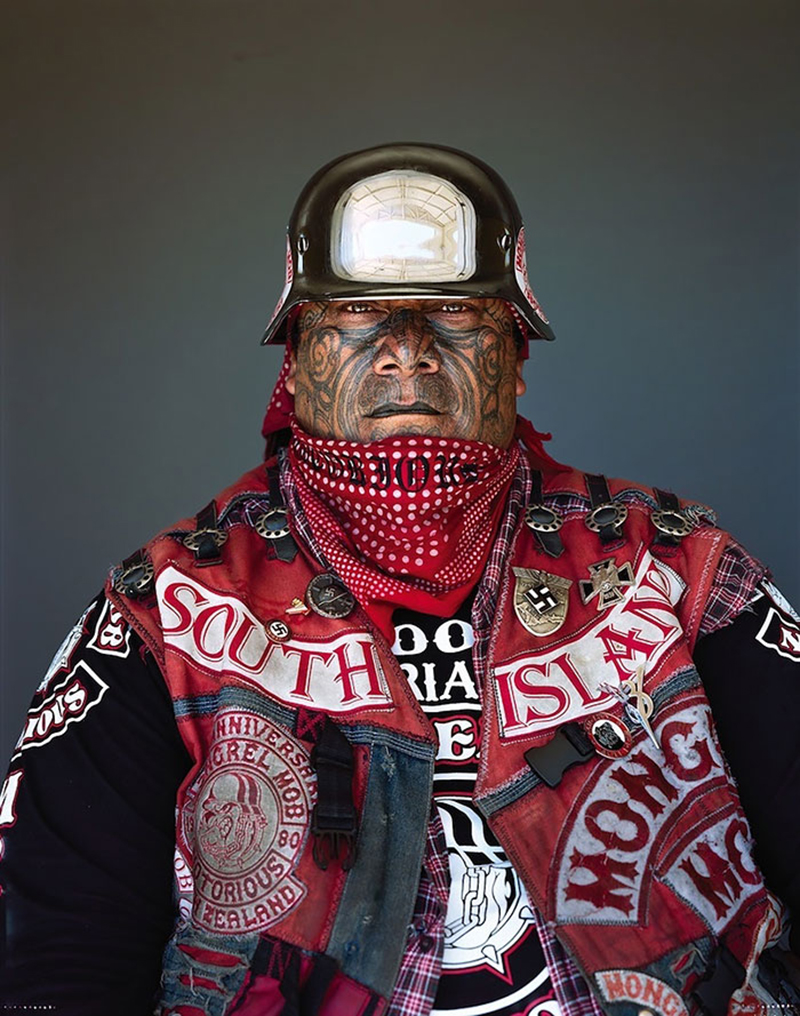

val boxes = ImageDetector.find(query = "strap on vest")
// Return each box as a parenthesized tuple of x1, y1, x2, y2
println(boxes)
(308, 718, 358, 871)
(525, 469, 564, 558)
(692, 943, 745, 1016)
(113, 549, 155, 599)
(584, 474, 627, 545)
(524, 723, 596, 788)
(246, 938, 339, 1016)
(651, 488, 694, 550)
(255, 465, 299, 563)
(182, 500, 228, 567)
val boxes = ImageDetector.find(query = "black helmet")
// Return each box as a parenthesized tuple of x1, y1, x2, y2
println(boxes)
(261, 142, 554, 344)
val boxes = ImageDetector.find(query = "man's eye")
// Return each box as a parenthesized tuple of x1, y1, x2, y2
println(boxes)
(440, 302, 469, 313)
(343, 302, 381, 314)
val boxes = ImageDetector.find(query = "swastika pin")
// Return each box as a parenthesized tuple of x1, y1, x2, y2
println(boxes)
(513, 567, 572, 637)
(265, 619, 291, 643)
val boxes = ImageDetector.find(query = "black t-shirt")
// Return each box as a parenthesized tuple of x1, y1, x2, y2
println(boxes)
(1, 584, 798, 1012)
(392, 597, 560, 1016)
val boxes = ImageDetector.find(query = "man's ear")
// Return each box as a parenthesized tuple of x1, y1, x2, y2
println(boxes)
(515, 355, 526, 397)
(285, 349, 298, 395)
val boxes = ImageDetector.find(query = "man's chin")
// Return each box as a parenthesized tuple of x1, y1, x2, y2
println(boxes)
(357, 414, 459, 442)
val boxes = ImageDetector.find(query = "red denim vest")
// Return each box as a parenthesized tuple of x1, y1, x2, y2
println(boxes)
(107, 457, 782, 1016)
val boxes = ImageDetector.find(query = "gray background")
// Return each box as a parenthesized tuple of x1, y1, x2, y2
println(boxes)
(2, 0, 798, 766)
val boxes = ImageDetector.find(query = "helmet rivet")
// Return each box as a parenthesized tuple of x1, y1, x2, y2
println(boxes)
(498, 232, 513, 251)
(297, 234, 309, 254)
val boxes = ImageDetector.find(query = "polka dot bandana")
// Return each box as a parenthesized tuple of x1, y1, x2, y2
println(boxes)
(288, 422, 520, 643)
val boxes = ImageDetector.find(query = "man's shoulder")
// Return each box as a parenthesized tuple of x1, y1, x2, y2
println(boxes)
(106, 461, 283, 600)
(536, 458, 718, 529)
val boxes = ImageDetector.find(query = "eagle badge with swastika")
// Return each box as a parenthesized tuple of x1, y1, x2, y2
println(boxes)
(512, 567, 572, 637)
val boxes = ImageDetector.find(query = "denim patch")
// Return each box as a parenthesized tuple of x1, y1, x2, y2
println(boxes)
(159, 924, 260, 1015)
(327, 734, 434, 998)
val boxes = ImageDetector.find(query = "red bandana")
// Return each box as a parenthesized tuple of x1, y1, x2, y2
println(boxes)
(288, 422, 520, 643)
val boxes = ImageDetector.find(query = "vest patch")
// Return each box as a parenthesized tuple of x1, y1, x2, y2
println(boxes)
(596, 969, 689, 1016)
(182, 709, 315, 935)
(87, 599, 131, 657)
(493, 552, 685, 740)
(663, 813, 762, 934)
(555, 700, 761, 931)
(157, 566, 394, 713)
(14, 661, 109, 757)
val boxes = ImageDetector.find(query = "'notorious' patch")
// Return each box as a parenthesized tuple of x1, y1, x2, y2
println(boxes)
(182, 709, 315, 935)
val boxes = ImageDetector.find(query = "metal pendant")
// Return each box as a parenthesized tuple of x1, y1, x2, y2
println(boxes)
(306, 574, 356, 619)
(651, 508, 693, 538)
(601, 666, 660, 751)
(583, 712, 633, 759)
(255, 507, 291, 540)
(512, 567, 572, 637)
(579, 558, 635, 611)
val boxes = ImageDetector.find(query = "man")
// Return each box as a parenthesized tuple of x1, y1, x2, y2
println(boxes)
(1, 143, 798, 1016)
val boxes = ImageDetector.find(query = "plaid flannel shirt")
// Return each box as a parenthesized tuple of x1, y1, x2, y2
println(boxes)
(280, 452, 766, 1016)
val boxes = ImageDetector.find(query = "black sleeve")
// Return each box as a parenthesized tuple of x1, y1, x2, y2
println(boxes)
(694, 583, 800, 922)
(0, 594, 193, 1014)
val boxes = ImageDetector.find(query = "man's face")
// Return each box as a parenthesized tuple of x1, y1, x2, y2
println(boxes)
(285, 298, 526, 446)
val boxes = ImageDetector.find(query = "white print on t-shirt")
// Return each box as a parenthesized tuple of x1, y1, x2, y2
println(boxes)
(393, 608, 559, 1016)
(760, 581, 800, 624)
(38, 602, 96, 693)
(87, 599, 132, 658)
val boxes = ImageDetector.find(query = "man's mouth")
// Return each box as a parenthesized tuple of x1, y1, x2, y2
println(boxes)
(368, 402, 443, 418)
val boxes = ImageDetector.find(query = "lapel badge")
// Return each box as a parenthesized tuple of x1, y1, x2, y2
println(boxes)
(265, 619, 292, 643)
(286, 597, 310, 615)
(579, 558, 634, 611)
(582, 712, 633, 759)
(306, 574, 356, 619)
(513, 567, 572, 637)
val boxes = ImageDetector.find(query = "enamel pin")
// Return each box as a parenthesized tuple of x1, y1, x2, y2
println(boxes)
(265, 619, 292, 643)
(513, 567, 572, 637)
(583, 712, 633, 759)
(579, 558, 634, 611)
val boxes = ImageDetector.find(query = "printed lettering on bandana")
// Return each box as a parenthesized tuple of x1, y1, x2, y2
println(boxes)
(87, 599, 131, 657)
(182, 709, 314, 934)
(157, 566, 394, 714)
(493, 552, 685, 740)
(14, 661, 109, 757)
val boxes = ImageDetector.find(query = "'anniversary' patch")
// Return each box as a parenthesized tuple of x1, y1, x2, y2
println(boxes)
(182, 709, 315, 935)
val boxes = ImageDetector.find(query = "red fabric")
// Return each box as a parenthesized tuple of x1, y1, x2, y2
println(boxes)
(287, 422, 520, 643)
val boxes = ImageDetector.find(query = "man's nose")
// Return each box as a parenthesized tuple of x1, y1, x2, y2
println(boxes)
(371, 311, 440, 377)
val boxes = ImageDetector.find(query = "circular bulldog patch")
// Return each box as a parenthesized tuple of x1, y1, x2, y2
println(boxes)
(182, 709, 315, 934)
